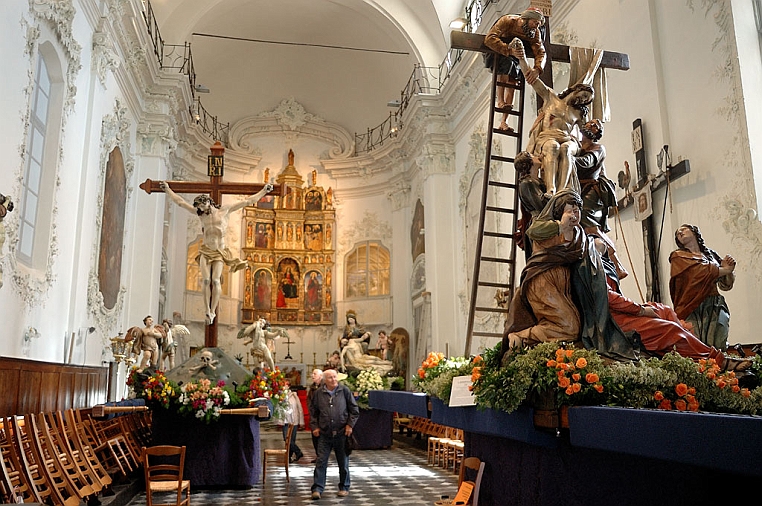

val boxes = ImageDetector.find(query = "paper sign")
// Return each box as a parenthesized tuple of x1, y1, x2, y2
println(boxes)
(453, 481, 474, 505)
(448, 375, 477, 407)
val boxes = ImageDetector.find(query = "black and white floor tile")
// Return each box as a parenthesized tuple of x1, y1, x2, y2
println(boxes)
(127, 429, 459, 506)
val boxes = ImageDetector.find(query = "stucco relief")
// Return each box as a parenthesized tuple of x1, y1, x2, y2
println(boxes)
(88, 100, 133, 335)
(7, 0, 82, 308)
(229, 98, 354, 160)
(92, 18, 120, 87)
(337, 210, 392, 257)
(691, 0, 762, 281)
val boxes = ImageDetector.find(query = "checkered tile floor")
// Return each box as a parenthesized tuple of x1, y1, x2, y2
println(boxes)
(126, 428, 459, 505)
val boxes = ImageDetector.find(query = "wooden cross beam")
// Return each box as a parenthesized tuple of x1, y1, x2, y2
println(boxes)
(140, 141, 286, 348)
(618, 119, 691, 303)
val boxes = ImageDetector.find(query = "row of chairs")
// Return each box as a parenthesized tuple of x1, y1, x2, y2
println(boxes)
(394, 416, 465, 472)
(0, 408, 150, 505)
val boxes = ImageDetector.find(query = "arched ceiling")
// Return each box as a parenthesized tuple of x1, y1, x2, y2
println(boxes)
(149, 0, 455, 138)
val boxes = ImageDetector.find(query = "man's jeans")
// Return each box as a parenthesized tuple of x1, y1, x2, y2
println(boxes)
(311, 431, 350, 493)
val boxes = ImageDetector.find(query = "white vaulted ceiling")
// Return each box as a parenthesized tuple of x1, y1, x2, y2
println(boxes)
(149, 0, 458, 139)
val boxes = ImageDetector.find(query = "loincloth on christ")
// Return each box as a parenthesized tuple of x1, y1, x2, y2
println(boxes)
(196, 244, 247, 272)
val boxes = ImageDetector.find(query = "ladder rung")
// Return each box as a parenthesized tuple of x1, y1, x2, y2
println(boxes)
(480, 256, 515, 264)
(491, 155, 515, 163)
(496, 82, 522, 90)
(494, 106, 521, 115)
(488, 180, 517, 189)
(474, 306, 510, 313)
(483, 231, 514, 239)
(492, 128, 520, 137)
(471, 331, 504, 338)
(485, 206, 516, 214)
(477, 281, 512, 288)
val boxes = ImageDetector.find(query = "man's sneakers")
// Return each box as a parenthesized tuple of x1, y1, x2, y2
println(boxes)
(311, 491, 321, 500)
(337, 490, 349, 497)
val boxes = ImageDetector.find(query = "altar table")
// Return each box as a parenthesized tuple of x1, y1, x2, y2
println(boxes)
(150, 409, 261, 487)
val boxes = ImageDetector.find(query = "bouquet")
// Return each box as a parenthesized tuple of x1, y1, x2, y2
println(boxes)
(342, 368, 387, 409)
(177, 378, 231, 423)
(413, 352, 476, 403)
(126, 366, 178, 409)
(238, 367, 289, 418)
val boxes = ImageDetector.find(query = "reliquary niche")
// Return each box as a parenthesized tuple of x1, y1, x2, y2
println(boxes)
(241, 149, 334, 325)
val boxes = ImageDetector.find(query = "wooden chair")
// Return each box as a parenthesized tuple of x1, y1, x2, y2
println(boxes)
(60, 409, 113, 489)
(86, 412, 140, 471)
(142, 445, 190, 506)
(74, 409, 133, 477)
(457, 456, 485, 506)
(262, 423, 295, 483)
(22, 414, 82, 506)
(393, 412, 412, 434)
(0, 417, 45, 504)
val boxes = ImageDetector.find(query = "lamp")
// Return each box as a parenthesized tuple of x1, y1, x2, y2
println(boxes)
(110, 333, 129, 363)
(449, 17, 467, 31)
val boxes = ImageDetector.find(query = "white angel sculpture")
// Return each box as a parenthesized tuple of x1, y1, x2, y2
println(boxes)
(237, 318, 288, 370)
(161, 319, 190, 370)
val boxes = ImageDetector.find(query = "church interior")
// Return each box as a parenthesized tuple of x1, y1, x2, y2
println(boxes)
(2, 0, 762, 504)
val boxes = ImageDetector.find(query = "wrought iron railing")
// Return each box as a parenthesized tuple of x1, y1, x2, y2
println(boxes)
(354, 0, 490, 154)
(140, 0, 490, 153)
(140, 0, 229, 145)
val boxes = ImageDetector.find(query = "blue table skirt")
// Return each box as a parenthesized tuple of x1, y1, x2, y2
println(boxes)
(368, 390, 429, 418)
(151, 409, 261, 487)
(352, 408, 393, 450)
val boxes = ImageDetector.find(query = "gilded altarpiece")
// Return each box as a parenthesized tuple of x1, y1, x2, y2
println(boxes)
(241, 150, 335, 325)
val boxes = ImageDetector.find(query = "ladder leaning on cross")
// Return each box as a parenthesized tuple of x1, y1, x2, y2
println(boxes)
(450, 12, 630, 356)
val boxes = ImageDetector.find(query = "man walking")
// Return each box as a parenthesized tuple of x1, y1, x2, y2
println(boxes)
(309, 369, 359, 500)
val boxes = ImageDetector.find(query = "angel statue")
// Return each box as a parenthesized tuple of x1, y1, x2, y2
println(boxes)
(125, 315, 167, 370)
(237, 317, 288, 370)
(160, 318, 190, 371)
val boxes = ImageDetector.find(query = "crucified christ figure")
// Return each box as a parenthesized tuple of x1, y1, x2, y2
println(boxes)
(160, 181, 273, 324)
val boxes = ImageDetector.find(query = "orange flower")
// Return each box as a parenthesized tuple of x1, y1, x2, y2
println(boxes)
(658, 399, 672, 410)
(687, 401, 700, 412)
(732, 385, 740, 393)
(687, 387, 696, 395)
(654, 391, 664, 401)
(674, 399, 687, 411)
(473, 355, 483, 364)
(716, 379, 727, 389)
(565, 349, 574, 359)
(572, 373, 581, 382)
(418, 368, 425, 379)
(742, 388, 751, 398)
(565, 386, 574, 395)
(556, 370, 566, 379)
(546, 359, 557, 367)
(585, 373, 599, 383)
(675, 383, 688, 397)
(558, 377, 571, 388)
(594, 384, 604, 393)
(470, 367, 482, 382)
(555, 349, 565, 359)
(571, 383, 581, 393)
(575, 357, 588, 369)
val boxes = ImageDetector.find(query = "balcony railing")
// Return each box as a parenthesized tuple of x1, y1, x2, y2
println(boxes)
(141, 0, 229, 145)
(139, 0, 489, 153)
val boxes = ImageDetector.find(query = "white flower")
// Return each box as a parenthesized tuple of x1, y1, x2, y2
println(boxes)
(195, 410, 204, 419)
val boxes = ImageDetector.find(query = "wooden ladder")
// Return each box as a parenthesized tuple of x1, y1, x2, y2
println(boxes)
(464, 53, 527, 356)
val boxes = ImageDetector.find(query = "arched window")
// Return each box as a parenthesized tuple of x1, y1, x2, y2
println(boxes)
(344, 241, 390, 298)
(18, 43, 64, 267)
(186, 239, 230, 296)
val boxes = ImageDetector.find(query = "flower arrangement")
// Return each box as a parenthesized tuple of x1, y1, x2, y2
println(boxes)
(127, 366, 291, 422)
(413, 352, 477, 404)
(237, 367, 289, 418)
(341, 368, 388, 409)
(126, 366, 178, 409)
(177, 378, 231, 423)
(417, 342, 762, 416)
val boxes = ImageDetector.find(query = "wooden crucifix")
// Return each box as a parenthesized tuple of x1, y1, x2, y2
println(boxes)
(617, 119, 691, 303)
(140, 141, 286, 348)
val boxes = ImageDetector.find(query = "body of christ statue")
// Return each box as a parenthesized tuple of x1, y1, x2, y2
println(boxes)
(160, 181, 274, 324)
